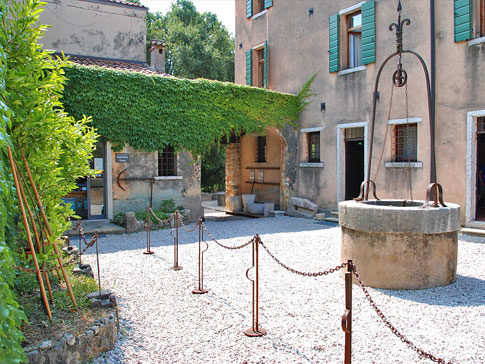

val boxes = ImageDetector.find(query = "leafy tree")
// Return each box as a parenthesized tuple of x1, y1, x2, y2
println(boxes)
(201, 145, 226, 192)
(146, 0, 234, 82)
(0, 1, 97, 361)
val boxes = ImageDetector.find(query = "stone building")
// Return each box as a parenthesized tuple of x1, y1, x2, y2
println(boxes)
(39, 0, 203, 221)
(234, 0, 485, 225)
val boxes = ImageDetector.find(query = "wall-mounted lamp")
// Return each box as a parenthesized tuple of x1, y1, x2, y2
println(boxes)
(375, 91, 380, 99)
(309, 8, 314, 15)
(320, 102, 326, 111)
(239, 42, 243, 49)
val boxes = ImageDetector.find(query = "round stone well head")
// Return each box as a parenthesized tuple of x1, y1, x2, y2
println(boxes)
(339, 199, 460, 290)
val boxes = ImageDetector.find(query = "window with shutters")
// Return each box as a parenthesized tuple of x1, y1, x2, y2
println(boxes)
(246, 0, 273, 19)
(329, 1, 375, 73)
(392, 124, 417, 162)
(307, 132, 321, 163)
(246, 41, 268, 88)
(256, 136, 267, 163)
(158, 146, 177, 176)
(455, 0, 485, 42)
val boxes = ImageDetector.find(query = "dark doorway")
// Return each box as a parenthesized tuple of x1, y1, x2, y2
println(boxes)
(476, 118, 485, 220)
(345, 128, 365, 200)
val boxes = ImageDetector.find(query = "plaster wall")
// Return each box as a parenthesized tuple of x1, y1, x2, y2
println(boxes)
(39, 0, 147, 61)
(111, 146, 202, 222)
(235, 0, 485, 223)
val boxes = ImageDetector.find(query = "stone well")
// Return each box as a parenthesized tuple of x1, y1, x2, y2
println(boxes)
(339, 200, 460, 290)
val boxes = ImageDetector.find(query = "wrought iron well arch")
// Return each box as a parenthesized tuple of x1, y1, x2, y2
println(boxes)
(355, 0, 445, 207)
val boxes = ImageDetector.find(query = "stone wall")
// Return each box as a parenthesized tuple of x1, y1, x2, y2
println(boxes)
(25, 313, 118, 364)
(225, 143, 241, 200)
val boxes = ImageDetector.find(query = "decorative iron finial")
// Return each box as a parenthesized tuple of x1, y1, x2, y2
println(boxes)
(389, 0, 411, 54)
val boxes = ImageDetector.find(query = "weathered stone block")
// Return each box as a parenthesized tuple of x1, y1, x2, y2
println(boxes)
(125, 211, 137, 233)
(314, 213, 327, 221)
(269, 210, 285, 217)
(215, 192, 226, 206)
(72, 264, 94, 278)
(247, 203, 264, 215)
(226, 196, 242, 212)
(263, 202, 275, 217)
(241, 194, 255, 212)
(287, 197, 319, 218)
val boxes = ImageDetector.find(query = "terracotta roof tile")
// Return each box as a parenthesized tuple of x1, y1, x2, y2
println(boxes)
(65, 55, 170, 76)
(88, 0, 147, 9)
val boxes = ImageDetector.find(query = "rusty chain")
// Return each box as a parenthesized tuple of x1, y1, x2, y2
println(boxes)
(148, 208, 174, 225)
(259, 240, 348, 277)
(177, 212, 200, 233)
(352, 268, 455, 364)
(17, 231, 98, 274)
(202, 224, 254, 250)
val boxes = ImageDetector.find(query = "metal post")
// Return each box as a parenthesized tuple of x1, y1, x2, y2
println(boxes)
(79, 224, 82, 266)
(341, 260, 353, 364)
(172, 210, 182, 270)
(244, 235, 266, 337)
(193, 219, 208, 294)
(144, 204, 154, 254)
(95, 232, 102, 296)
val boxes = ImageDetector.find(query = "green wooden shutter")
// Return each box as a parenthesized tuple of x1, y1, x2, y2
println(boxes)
(263, 41, 268, 88)
(264, 0, 273, 9)
(329, 13, 340, 73)
(246, 49, 253, 86)
(361, 0, 376, 65)
(247, 0, 252, 18)
(454, 0, 473, 42)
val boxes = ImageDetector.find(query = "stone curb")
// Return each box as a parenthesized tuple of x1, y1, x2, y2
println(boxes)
(25, 312, 118, 364)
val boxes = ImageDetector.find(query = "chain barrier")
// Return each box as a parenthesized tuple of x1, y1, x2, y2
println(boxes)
(352, 267, 455, 364)
(259, 240, 348, 277)
(16, 230, 98, 274)
(148, 208, 174, 225)
(177, 212, 201, 233)
(201, 223, 254, 250)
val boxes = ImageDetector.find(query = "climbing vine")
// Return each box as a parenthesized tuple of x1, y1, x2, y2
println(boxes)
(62, 65, 310, 155)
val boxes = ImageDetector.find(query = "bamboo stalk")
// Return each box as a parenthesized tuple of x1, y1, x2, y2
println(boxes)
(7, 146, 53, 322)
(19, 147, 77, 308)
(13, 160, 54, 302)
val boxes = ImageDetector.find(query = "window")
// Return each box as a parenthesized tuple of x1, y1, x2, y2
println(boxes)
(256, 136, 266, 163)
(478, 116, 485, 132)
(329, 0, 375, 73)
(246, 0, 273, 18)
(455, 0, 485, 41)
(246, 41, 268, 88)
(347, 11, 362, 68)
(393, 124, 417, 162)
(307, 132, 321, 163)
(158, 146, 176, 176)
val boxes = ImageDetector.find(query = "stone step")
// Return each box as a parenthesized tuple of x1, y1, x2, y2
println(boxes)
(460, 227, 485, 237)
(324, 216, 339, 224)
(331, 210, 339, 218)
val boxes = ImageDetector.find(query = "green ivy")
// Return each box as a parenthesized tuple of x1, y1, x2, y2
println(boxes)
(62, 65, 310, 156)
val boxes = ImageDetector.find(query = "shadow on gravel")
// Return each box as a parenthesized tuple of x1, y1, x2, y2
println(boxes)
(377, 274, 485, 307)
(85, 217, 341, 255)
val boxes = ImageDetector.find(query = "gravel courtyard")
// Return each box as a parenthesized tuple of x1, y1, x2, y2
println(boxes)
(84, 216, 485, 364)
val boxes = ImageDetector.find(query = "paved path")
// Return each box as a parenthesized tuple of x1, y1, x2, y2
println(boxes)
(84, 217, 485, 364)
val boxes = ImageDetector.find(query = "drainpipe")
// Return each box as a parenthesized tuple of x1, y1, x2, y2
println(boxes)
(430, 0, 436, 182)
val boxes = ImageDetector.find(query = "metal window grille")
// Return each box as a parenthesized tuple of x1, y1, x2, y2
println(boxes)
(158, 146, 176, 176)
(308, 132, 320, 162)
(347, 11, 362, 68)
(345, 127, 364, 141)
(257, 48, 265, 88)
(393, 123, 417, 162)
(477, 117, 485, 134)
(256, 136, 266, 163)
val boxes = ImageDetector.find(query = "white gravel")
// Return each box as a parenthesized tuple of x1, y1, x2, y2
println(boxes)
(84, 217, 485, 364)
